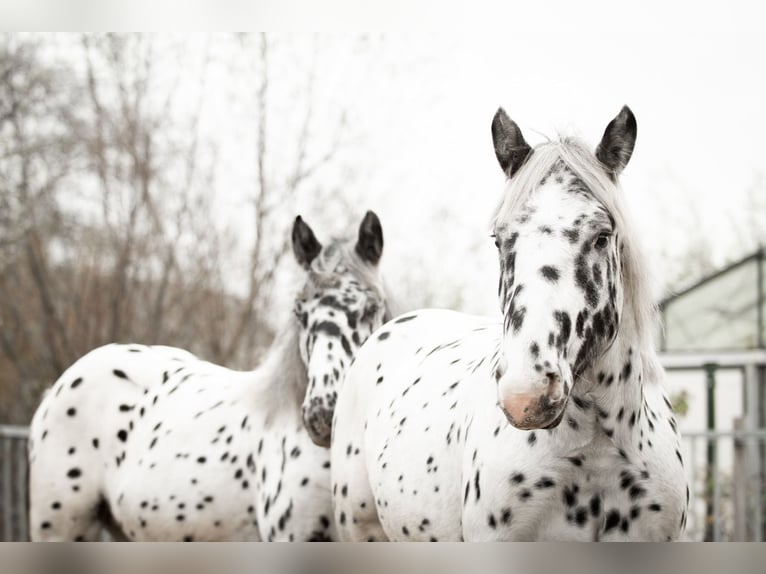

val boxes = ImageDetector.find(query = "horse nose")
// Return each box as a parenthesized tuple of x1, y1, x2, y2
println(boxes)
(304, 405, 333, 448)
(497, 361, 569, 430)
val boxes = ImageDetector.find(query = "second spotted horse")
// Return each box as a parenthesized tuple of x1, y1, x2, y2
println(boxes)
(331, 108, 688, 541)
(28, 211, 392, 541)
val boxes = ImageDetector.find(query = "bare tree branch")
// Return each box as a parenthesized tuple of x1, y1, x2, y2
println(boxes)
(0, 33, 358, 423)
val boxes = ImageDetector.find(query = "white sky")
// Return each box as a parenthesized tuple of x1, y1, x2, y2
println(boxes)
(268, 7, 766, 316)
(34, 4, 766, 319)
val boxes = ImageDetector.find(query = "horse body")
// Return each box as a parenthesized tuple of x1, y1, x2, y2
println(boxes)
(332, 108, 688, 541)
(101, 336, 334, 541)
(333, 310, 685, 541)
(29, 212, 390, 541)
(332, 310, 496, 542)
(28, 344, 204, 541)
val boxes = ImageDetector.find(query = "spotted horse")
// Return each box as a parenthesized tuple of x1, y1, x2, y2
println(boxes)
(331, 108, 688, 541)
(28, 211, 393, 541)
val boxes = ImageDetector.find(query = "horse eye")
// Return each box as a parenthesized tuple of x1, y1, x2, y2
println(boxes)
(491, 234, 499, 249)
(594, 233, 610, 249)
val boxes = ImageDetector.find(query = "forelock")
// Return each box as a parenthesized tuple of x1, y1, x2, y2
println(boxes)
(307, 240, 370, 290)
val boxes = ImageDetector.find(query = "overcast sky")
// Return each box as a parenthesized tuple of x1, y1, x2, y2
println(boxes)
(39, 5, 766, 319)
(260, 7, 766, 316)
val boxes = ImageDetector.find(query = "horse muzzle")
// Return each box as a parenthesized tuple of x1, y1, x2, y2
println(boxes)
(303, 405, 333, 448)
(498, 370, 570, 430)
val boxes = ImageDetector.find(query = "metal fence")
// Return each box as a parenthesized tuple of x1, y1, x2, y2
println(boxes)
(683, 429, 766, 541)
(1, 425, 28, 542)
(1, 424, 765, 541)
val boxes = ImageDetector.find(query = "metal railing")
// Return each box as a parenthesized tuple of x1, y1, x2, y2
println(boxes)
(2, 425, 765, 541)
(0, 425, 29, 542)
(682, 429, 766, 541)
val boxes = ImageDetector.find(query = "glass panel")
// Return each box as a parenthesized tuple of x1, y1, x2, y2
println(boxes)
(663, 259, 759, 351)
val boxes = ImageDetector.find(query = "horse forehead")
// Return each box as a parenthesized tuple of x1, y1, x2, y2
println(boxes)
(506, 184, 608, 240)
(309, 281, 370, 307)
(527, 178, 596, 218)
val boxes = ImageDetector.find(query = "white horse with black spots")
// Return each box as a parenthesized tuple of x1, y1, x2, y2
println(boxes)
(28, 211, 392, 541)
(331, 108, 688, 541)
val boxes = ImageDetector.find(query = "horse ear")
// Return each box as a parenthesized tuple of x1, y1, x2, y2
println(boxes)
(292, 216, 322, 269)
(356, 210, 383, 265)
(491, 108, 532, 178)
(596, 105, 637, 180)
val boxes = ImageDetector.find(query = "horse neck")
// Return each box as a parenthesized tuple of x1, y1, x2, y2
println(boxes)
(582, 306, 660, 457)
(254, 319, 308, 418)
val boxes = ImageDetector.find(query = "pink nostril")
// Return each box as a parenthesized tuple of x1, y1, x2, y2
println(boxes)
(495, 365, 505, 381)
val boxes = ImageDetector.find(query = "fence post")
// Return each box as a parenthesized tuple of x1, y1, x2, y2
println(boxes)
(745, 363, 763, 541)
(732, 418, 748, 540)
(703, 363, 717, 541)
(0, 426, 29, 541)
(15, 437, 28, 541)
(2, 436, 11, 541)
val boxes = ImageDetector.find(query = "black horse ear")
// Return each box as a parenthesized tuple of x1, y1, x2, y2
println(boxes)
(292, 216, 322, 269)
(355, 210, 383, 265)
(491, 108, 532, 178)
(596, 105, 637, 180)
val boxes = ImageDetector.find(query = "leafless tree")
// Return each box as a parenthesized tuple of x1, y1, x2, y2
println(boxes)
(0, 35, 82, 413)
(0, 33, 353, 424)
(218, 33, 348, 365)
